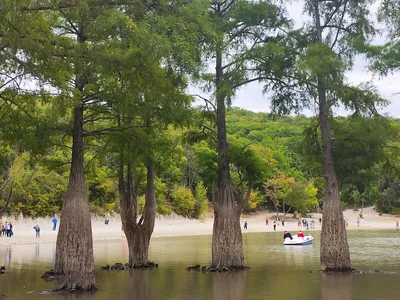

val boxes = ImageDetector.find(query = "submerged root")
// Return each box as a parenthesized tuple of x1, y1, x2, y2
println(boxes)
(41, 270, 62, 282)
(42, 270, 97, 292)
(101, 261, 158, 271)
(186, 265, 250, 273)
(320, 267, 355, 273)
(53, 279, 98, 292)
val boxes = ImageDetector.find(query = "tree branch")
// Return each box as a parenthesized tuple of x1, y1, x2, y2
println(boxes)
(0, 181, 13, 218)
(238, 185, 252, 213)
(192, 94, 216, 112)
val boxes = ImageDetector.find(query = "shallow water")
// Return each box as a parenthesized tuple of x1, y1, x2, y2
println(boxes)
(1, 230, 400, 299)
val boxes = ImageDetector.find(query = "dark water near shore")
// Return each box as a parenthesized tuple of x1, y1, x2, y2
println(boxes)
(1, 230, 400, 299)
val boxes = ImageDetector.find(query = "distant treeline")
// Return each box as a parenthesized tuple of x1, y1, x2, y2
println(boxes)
(1, 108, 399, 217)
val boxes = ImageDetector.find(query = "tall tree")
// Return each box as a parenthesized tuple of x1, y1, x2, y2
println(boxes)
(202, 0, 289, 269)
(258, 0, 381, 271)
(0, 0, 153, 290)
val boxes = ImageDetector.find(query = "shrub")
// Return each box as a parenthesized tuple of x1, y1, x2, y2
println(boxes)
(171, 186, 196, 217)
(89, 203, 106, 216)
(194, 182, 209, 219)
(245, 190, 264, 212)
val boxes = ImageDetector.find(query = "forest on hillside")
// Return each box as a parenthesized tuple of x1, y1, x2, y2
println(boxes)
(1, 108, 399, 217)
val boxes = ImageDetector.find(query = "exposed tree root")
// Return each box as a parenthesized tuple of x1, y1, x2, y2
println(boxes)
(314, 268, 398, 275)
(42, 270, 97, 292)
(41, 270, 62, 282)
(186, 264, 250, 272)
(321, 267, 355, 273)
(53, 279, 98, 292)
(101, 261, 158, 271)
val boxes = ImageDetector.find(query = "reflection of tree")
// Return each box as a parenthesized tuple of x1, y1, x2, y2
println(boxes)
(126, 269, 153, 300)
(212, 271, 246, 300)
(0, 246, 12, 268)
(35, 243, 40, 259)
(321, 273, 353, 300)
(54, 290, 95, 300)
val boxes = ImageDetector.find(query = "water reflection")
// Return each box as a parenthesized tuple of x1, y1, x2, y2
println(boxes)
(321, 273, 353, 300)
(35, 243, 40, 259)
(126, 269, 153, 300)
(0, 245, 11, 268)
(1, 231, 400, 299)
(212, 271, 246, 300)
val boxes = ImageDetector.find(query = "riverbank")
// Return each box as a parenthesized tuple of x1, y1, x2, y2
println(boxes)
(0, 207, 398, 245)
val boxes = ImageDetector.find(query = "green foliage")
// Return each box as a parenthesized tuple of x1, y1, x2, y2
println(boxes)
(245, 190, 265, 212)
(194, 182, 209, 219)
(376, 180, 400, 214)
(155, 179, 172, 215)
(171, 186, 196, 218)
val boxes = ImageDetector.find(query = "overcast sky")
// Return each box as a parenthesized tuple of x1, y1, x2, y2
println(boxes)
(191, 0, 400, 117)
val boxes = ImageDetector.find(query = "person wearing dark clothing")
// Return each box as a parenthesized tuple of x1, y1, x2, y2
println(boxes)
(7, 223, 13, 237)
(283, 231, 293, 240)
(273, 221, 276, 231)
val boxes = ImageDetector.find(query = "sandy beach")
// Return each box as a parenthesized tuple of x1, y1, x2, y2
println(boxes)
(0, 207, 398, 245)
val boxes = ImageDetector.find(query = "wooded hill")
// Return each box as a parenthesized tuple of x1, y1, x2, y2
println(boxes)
(1, 108, 399, 217)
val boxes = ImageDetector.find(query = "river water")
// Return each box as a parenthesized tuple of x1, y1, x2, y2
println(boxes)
(0, 230, 400, 299)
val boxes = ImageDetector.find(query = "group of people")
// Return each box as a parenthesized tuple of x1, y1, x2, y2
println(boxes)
(298, 218, 317, 229)
(0, 221, 13, 237)
(0, 217, 58, 239)
(283, 230, 305, 240)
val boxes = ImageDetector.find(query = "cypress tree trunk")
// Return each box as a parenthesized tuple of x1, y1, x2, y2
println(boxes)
(211, 43, 250, 269)
(318, 90, 351, 271)
(314, 0, 351, 272)
(119, 159, 156, 267)
(53, 105, 96, 290)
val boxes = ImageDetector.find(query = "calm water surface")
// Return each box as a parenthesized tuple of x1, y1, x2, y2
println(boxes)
(1, 230, 400, 299)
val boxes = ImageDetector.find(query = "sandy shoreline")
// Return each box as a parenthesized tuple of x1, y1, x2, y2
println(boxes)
(0, 207, 398, 246)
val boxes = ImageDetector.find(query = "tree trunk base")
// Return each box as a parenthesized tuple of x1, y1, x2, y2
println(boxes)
(322, 267, 354, 273)
(186, 264, 250, 272)
(53, 279, 98, 292)
(101, 261, 158, 271)
(318, 267, 354, 273)
(42, 270, 98, 292)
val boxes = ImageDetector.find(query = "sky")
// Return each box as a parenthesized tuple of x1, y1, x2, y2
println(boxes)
(191, 0, 400, 117)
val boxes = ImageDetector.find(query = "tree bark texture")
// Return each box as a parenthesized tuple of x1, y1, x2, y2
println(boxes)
(314, 0, 351, 272)
(53, 105, 96, 291)
(211, 42, 248, 269)
(119, 159, 156, 267)
(318, 81, 351, 271)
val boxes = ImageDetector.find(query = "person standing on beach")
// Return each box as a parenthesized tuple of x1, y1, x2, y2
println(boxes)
(396, 221, 399, 228)
(273, 221, 276, 231)
(3, 222, 7, 236)
(357, 217, 360, 227)
(244, 220, 248, 230)
(52, 217, 57, 231)
(266, 218, 269, 225)
(7, 223, 13, 237)
(33, 224, 40, 238)
(0, 222, 2, 237)
(282, 218, 285, 226)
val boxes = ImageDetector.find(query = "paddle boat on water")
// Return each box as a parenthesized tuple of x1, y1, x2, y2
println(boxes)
(283, 234, 314, 245)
